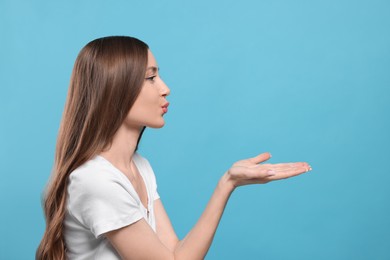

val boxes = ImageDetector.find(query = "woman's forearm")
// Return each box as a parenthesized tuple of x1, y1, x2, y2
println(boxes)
(173, 173, 234, 260)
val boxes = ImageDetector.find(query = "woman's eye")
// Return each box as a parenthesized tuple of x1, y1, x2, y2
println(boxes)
(146, 76, 157, 82)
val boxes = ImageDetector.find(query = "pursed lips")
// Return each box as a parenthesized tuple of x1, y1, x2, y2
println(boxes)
(162, 102, 169, 113)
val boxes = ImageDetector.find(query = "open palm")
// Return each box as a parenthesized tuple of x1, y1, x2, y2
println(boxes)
(227, 152, 311, 187)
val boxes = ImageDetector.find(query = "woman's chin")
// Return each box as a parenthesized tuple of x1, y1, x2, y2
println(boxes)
(147, 119, 166, 129)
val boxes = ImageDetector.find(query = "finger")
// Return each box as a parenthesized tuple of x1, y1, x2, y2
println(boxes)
(268, 166, 311, 180)
(248, 152, 272, 164)
(269, 162, 310, 171)
(242, 167, 277, 180)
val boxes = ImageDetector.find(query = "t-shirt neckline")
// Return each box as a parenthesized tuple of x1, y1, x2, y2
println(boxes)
(95, 153, 151, 212)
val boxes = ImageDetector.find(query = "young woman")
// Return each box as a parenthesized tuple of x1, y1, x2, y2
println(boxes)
(37, 36, 311, 260)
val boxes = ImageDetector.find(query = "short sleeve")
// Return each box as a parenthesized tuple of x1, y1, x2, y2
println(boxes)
(67, 164, 143, 238)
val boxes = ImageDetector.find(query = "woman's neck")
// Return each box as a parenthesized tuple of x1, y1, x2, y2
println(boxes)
(99, 124, 142, 171)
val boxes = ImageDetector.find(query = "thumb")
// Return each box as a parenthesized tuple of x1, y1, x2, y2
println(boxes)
(249, 152, 272, 164)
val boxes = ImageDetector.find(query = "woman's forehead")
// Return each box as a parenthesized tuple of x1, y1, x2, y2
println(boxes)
(147, 50, 158, 68)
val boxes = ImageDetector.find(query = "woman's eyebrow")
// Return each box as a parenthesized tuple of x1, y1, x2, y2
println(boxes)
(146, 66, 159, 73)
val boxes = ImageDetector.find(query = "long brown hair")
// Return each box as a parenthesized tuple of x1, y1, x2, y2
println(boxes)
(36, 36, 149, 260)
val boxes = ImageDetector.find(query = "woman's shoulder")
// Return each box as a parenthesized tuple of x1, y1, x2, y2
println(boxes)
(68, 155, 123, 189)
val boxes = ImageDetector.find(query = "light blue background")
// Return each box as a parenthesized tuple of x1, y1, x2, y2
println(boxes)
(1, 0, 389, 259)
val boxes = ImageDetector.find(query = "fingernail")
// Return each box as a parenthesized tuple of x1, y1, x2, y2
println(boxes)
(269, 153, 272, 158)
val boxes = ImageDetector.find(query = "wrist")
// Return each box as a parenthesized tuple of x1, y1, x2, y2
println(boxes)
(218, 172, 236, 195)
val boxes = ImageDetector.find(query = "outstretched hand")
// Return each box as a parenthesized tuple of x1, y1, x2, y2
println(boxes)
(225, 152, 311, 188)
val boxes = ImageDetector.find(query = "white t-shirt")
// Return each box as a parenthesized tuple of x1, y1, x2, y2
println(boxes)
(64, 152, 160, 260)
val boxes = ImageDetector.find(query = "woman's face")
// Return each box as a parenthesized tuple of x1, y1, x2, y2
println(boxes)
(125, 50, 170, 129)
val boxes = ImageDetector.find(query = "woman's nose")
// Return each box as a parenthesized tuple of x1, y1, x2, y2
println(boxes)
(161, 80, 170, 96)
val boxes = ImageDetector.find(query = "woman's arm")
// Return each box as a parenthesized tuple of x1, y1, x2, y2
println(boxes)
(105, 178, 232, 260)
(171, 172, 233, 259)
(154, 199, 180, 251)
(106, 152, 311, 259)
